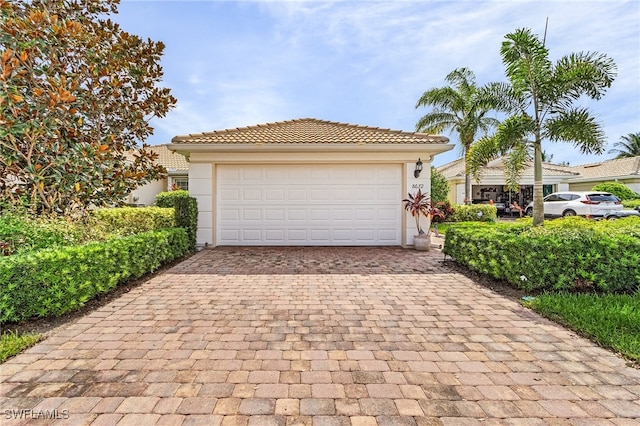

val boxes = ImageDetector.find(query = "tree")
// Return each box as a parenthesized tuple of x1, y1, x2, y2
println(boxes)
(0, 0, 176, 216)
(468, 28, 616, 225)
(415, 68, 499, 205)
(608, 132, 640, 159)
(430, 166, 449, 205)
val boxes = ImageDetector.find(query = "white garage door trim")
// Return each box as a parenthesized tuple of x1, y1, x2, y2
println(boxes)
(217, 164, 402, 246)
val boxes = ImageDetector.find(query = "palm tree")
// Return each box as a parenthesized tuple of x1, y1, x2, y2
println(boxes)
(468, 28, 617, 225)
(608, 133, 640, 158)
(415, 68, 499, 204)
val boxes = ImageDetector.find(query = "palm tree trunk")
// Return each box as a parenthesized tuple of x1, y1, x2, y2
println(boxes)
(533, 140, 544, 226)
(464, 148, 472, 205)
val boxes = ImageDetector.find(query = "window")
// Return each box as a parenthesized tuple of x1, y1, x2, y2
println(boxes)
(172, 177, 188, 190)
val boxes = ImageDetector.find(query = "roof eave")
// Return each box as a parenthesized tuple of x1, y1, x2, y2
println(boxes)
(168, 142, 454, 155)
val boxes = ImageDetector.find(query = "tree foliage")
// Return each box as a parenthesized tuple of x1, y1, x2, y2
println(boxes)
(608, 132, 640, 159)
(0, 0, 176, 216)
(430, 166, 448, 205)
(415, 68, 499, 204)
(468, 28, 617, 225)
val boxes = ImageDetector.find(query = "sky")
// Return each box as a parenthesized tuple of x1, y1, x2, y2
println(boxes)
(113, 0, 640, 167)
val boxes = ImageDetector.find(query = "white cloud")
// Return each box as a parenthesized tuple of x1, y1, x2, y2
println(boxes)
(116, 0, 639, 168)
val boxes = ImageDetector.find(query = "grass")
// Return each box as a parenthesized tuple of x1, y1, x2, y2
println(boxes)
(0, 331, 42, 363)
(524, 292, 640, 363)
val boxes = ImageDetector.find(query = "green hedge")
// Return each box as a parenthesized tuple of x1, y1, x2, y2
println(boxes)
(0, 215, 88, 256)
(451, 204, 497, 222)
(0, 228, 189, 324)
(443, 217, 640, 294)
(92, 207, 175, 236)
(155, 190, 190, 208)
(175, 196, 198, 250)
(591, 182, 639, 200)
(622, 199, 640, 209)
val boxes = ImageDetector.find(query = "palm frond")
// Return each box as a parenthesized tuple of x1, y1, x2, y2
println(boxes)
(504, 144, 531, 191)
(544, 107, 606, 155)
(493, 115, 535, 152)
(415, 86, 463, 111)
(554, 51, 617, 101)
(415, 111, 458, 134)
(477, 82, 527, 114)
(501, 28, 552, 97)
(467, 136, 499, 182)
(608, 132, 640, 158)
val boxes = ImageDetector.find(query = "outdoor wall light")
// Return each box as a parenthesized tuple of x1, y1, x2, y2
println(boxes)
(414, 158, 423, 178)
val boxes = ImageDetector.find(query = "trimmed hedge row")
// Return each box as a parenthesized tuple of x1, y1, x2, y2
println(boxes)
(443, 217, 640, 294)
(92, 207, 175, 236)
(0, 228, 189, 324)
(451, 204, 497, 222)
(175, 196, 198, 250)
(155, 190, 190, 208)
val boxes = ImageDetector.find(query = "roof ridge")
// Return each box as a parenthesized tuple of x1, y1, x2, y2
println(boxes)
(171, 118, 449, 145)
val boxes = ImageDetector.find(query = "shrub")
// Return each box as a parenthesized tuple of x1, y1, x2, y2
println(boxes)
(622, 199, 640, 209)
(174, 196, 198, 250)
(155, 190, 190, 208)
(443, 217, 640, 294)
(92, 207, 175, 236)
(450, 204, 496, 222)
(430, 167, 449, 205)
(0, 228, 189, 324)
(432, 201, 455, 223)
(0, 214, 87, 256)
(591, 182, 639, 200)
(1, 331, 41, 362)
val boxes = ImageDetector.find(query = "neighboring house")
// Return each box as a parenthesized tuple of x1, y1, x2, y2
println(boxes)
(438, 157, 579, 206)
(127, 144, 189, 206)
(438, 155, 640, 206)
(169, 118, 452, 247)
(562, 156, 640, 193)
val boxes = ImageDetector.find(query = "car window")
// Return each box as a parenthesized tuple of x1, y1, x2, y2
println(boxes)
(588, 193, 619, 202)
(544, 194, 560, 202)
(557, 193, 574, 201)
(570, 194, 581, 201)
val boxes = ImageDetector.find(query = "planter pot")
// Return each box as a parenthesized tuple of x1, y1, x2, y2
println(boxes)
(413, 234, 431, 251)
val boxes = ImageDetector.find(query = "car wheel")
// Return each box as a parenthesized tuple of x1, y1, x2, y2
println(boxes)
(607, 215, 618, 220)
(525, 207, 533, 217)
(562, 209, 577, 217)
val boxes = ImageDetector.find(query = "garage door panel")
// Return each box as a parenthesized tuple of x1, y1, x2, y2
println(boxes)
(217, 164, 401, 245)
(265, 209, 285, 220)
(288, 229, 308, 241)
(220, 189, 240, 201)
(243, 229, 262, 241)
(377, 208, 398, 221)
(265, 189, 285, 201)
(242, 209, 261, 221)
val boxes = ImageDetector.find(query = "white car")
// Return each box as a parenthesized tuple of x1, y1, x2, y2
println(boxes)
(524, 191, 623, 218)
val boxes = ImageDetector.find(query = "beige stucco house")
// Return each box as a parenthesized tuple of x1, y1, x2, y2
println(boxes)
(127, 144, 189, 206)
(169, 118, 452, 247)
(562, 156, 640, 193)
(438, 155, 640, 206)
(438, 157, 579, 206)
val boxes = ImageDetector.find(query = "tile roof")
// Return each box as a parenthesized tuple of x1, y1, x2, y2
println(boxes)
(143, 144, 188, 171)
(171, 118, 448, 145)
(564, 156, 640, 179)
(437, 157, 578, 179)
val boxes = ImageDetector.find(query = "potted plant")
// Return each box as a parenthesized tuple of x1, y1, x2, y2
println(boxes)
(403, 189, 440, 250)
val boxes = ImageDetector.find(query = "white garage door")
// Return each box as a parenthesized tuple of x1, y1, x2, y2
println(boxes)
(217, 164, 402, 246)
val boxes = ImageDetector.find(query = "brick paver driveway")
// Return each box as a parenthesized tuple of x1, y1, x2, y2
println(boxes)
(2, 246, 639, 425)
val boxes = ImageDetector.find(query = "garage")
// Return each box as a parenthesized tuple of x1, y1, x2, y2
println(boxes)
(216, 164, 402, 245)
(169, 118, 452, 247)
